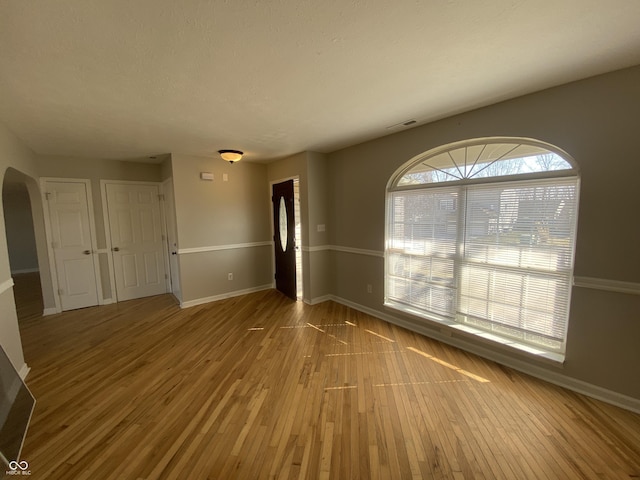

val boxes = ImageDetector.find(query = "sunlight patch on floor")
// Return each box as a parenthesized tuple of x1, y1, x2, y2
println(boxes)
(325, 350, 400, 357)
(374, 379, 469, 387)
(364, 329, 395, 343)
(306, 323, 348, 345)
(324, 385, 358, 391)
(406, 346, 490, 383)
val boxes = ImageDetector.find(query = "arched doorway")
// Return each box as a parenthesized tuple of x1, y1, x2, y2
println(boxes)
(2, 168, 55, 324)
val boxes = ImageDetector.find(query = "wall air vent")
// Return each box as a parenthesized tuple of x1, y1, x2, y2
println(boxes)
(386, 119, 417, 130)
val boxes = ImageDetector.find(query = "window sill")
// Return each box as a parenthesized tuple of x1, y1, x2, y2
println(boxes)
(384, 301, 565, 366)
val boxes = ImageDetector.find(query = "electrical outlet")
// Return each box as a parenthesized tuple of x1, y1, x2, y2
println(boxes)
(228, 273, 233, 280)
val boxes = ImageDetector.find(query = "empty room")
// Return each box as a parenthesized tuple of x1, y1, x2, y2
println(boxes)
(1, 1, 639, 478)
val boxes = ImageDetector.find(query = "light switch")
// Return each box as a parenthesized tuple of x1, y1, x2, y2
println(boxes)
(317, 224, 326, 232)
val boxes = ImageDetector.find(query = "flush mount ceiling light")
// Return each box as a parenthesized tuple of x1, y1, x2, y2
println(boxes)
(218, 149, 244, 164)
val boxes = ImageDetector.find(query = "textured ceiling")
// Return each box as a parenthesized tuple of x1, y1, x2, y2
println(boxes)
(1, 0, 640, 162)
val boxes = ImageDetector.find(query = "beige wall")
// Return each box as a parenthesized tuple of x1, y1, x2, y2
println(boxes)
(36, 155, 162, 300)
(306, 152, 330, 300)
(306, 152, 330, 248)
(161, 156, 173, 181)
(0, 124, 41, 373)
(171, 154, 272, 303)
(179, 247, 272, 302)
(37, 155, 162, 249)
(267, 152, 331, 302)
(327, 65, 640, 401)
(2, 182, 38, 273)
(2, 65, 638, 406)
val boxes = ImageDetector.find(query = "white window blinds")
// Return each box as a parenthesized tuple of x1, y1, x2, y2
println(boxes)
(387, 188, 458, 318)
(458, 178, 578, 352)
(386, 176, 578, 354)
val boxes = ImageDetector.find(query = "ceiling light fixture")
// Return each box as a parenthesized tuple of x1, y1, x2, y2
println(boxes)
(218, 149, 243, 164)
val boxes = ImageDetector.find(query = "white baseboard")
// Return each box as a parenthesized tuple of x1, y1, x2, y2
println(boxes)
(18, 363, 31, 380)
(100, 298, 116, 305)
(42, 307, 60, 316)
(328, 295, 640, 414)
(180, 284, 273, 309)
(0, 278, 15, 295)
(305, 295, 332, 305)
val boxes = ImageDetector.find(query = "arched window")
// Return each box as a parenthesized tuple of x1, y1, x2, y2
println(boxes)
(385, 138, 579, 359)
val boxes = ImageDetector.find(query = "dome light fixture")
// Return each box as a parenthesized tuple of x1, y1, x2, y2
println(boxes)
(218, 149, 244, 164)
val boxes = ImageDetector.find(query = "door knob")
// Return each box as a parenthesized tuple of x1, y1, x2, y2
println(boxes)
(83, 250, 91, 255)
(112, 247, 120, 252)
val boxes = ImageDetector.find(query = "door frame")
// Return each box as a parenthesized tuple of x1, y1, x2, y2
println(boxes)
(269, 176, 302, 300)
(100, 180, 169, 303)
(161, 178, 181, 303)
(40, 177, 104, 313)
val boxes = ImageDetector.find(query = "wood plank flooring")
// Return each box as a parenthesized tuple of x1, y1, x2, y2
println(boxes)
(11, 273, 640, 479)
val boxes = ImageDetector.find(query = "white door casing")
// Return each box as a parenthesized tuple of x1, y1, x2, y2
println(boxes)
(105, 183, 167, 302)
(44, 180, 99, 311)
(162, 178, 181, 302)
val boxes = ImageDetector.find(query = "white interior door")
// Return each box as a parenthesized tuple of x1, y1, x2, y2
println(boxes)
(162, 179, 181, 302)
(106, 183, 167, 301)
(45, 181, 99, 311)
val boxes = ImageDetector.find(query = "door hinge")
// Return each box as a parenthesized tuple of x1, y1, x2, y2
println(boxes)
(45, 192, 52, 200)
(158, 194, 165, 201)
(58, 288, 64, 296)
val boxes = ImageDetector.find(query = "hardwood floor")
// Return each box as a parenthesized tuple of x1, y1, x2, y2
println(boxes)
(11, 273, 640, 479)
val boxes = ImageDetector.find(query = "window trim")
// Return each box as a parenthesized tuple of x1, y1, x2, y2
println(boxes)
(385, 137, 580, 363)
(382, 300, 567, 364)
(388, 137, 579, 191)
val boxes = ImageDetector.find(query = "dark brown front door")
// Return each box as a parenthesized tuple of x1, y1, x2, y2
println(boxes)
(272, 180, 296, 300)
